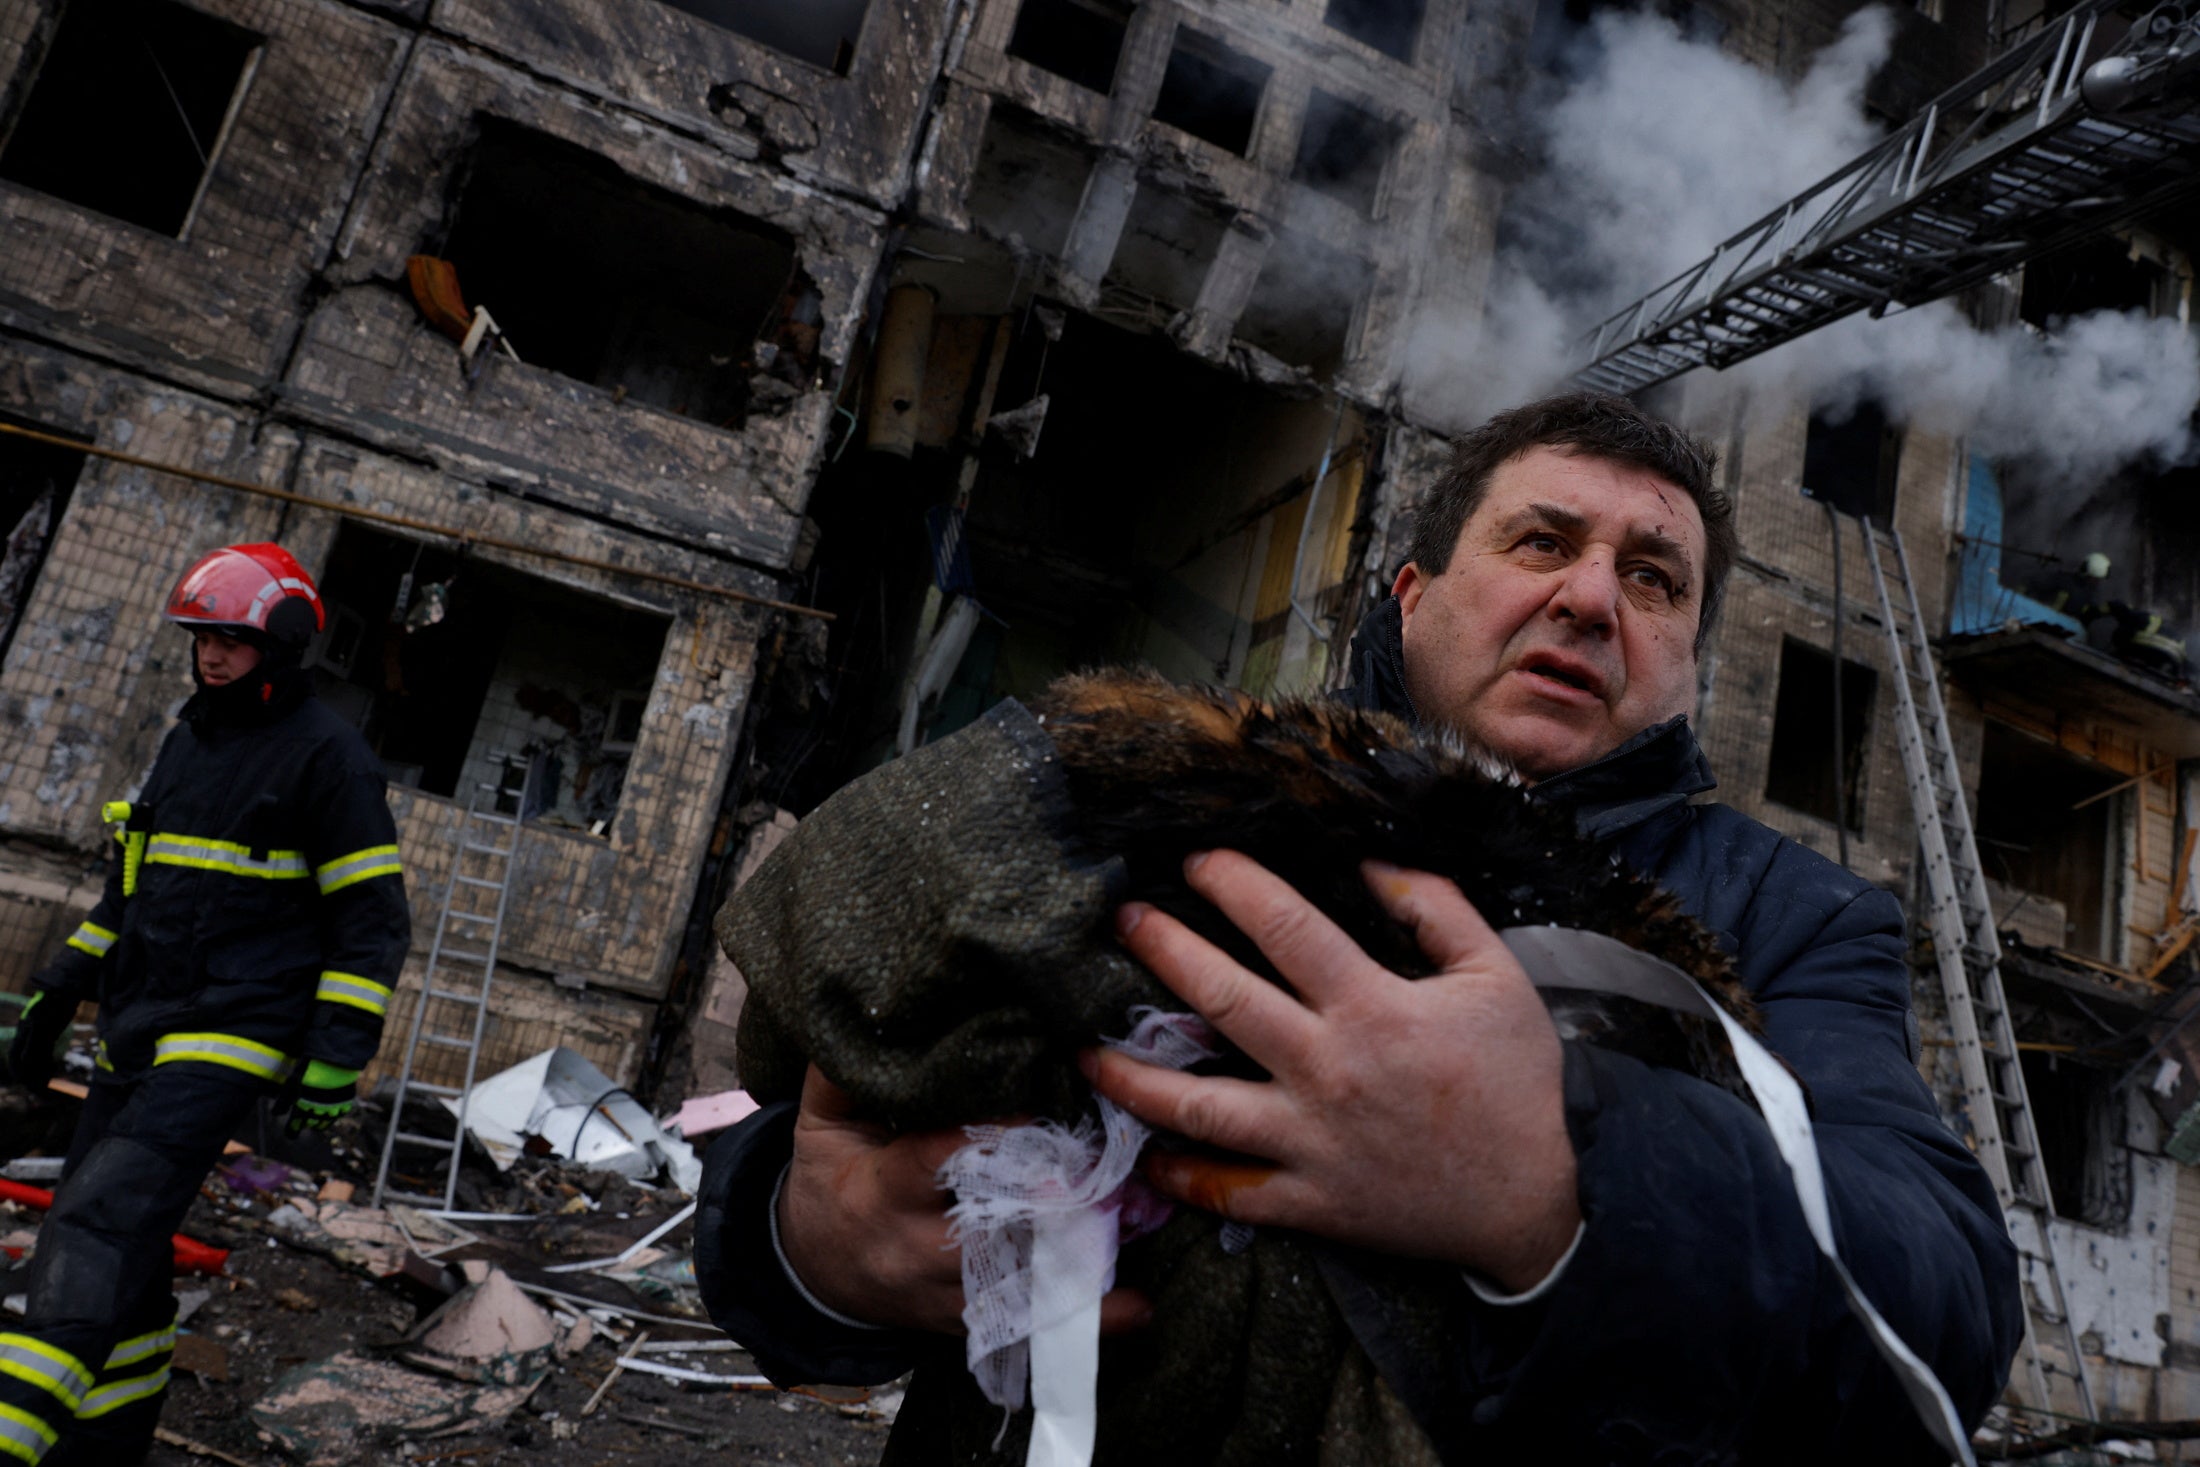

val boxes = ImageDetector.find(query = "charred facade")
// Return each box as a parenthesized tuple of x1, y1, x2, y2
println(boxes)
(3, 0, 2200, 1440)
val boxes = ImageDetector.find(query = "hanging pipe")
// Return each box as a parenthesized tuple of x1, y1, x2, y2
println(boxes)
(1286, 398, 1349, 641)
(1826, 501, 1850, 869)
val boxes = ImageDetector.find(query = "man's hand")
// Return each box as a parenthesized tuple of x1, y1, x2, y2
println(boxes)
(777, 1065, 972, 1332)
(777, 1065, 1155, 1335)
(1082, 852, 1580, 1293)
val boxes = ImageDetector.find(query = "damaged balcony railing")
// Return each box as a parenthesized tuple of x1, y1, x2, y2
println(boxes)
(1573, 0, 2200, 397)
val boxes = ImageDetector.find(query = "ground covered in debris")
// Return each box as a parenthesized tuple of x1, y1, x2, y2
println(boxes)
(0, 1090, 893, 1467)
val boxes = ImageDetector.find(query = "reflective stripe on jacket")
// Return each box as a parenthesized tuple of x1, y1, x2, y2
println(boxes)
(152, 1032, 296, 1083)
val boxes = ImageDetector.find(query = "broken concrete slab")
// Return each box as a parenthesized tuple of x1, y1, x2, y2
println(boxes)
(401, 1266, 560, 1387)
(265, 1198, 412, 1277)
(252, 1267, 576, 1464)
(249, 1351, 542, 1466)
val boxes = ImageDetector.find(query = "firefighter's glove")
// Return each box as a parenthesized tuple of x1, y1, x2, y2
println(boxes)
(287, 1060, 360, 1136)
(1, 992, 69, 1091)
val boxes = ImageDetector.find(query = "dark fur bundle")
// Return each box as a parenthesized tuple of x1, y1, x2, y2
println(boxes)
(725, 669, 1762, 1466)
(1033, 671, 1756, 1085)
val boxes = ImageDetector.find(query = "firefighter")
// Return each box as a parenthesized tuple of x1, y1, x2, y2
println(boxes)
(2022, 549, 2112, 621)
(0, 543, 410, 1466)
(2021, 553, 2190, 681)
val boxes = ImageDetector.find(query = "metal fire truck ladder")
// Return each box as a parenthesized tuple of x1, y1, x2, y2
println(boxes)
(1575, 0, 2200, 397)
(1859, 521, 2092, 1420)
(372, 759, 534, 1211)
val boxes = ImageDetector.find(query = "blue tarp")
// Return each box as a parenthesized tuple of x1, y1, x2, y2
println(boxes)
(1948, 455, 2084, 639)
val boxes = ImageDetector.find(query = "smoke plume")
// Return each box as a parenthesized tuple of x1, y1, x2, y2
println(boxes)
(1403, 7, 2200, 488)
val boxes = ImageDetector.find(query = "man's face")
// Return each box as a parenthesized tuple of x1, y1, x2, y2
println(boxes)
(193, 629, 262, 687)
(1393, 445, 1706, 780)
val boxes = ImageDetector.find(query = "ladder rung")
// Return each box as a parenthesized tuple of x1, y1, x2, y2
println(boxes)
(420, 1033, 477, 1049)
(472, 811, 518, 825)
(393, 1130, 459, 1148)
(379, 1188, 453, 1208)
(424, 986, 487, 1004)
(401, 1080, 464, 1098)
(437, 947, 493, 964)
(454, 875, 503, 889)
(462, 842, 512, 857)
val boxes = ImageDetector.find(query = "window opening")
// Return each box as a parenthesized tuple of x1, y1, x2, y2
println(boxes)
(2020, 1048, 2127, 1226)
(1995, 0, 2083, 46)
(786, 310, 1344, 807)
(1107, 187, 1229, 313)
(0, 0, 258, 237)
(1764, 637, 1876, 833)
(1322, 0, 1425, 63)
(1293, 91, 1397, 218)
(439, 121, 803, 429)
(966, 107, 1097, 260)
(1976, 721, 2126, 960)
(1527, 0, 1725, 75)
(1236, 234, 1370, 377)
(654, 0, 869, 75)
(0, 418, 86, 666)
(1007, 0, 1132, 94)
(2020, 235, 2169, 327)
(1801, 398, 1902, 523)
(1152, 29, 1270, 157)
(309, 524, 669, 831)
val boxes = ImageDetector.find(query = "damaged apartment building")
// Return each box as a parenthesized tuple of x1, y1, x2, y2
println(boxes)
(4, 0, 2200, 1444)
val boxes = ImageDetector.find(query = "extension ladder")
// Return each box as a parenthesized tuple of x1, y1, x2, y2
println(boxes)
(1575, 0, 2200, 397)
(1859, 519, 2092, 1421)
(371, 758, 533, 1210)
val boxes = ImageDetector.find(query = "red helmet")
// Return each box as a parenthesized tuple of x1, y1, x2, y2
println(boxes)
(165, 543, 326, 649)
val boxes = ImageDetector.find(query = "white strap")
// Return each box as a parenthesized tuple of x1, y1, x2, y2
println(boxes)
(1500, 925, 1977, 1467)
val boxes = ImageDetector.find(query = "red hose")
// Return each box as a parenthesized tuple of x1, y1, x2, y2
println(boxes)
(0, 1177, 230, 1275)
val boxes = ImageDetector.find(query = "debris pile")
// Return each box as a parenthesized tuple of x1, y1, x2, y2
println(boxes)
(0, 1061, 895, 1466)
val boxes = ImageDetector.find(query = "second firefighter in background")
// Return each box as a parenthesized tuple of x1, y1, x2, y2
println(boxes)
(0, 542, 410, 1466)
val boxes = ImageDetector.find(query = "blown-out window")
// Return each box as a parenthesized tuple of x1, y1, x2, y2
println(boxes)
(655, 0, 869, 74)
(0, 0, 260, 236)
(1764, 637, 1876, 833)
(0, 418, 86, 665)
(308, 525, 668, 832)
(436, 121, 803, 430)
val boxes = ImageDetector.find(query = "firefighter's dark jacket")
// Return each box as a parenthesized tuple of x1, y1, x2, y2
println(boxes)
(32, 669, 410, 1083)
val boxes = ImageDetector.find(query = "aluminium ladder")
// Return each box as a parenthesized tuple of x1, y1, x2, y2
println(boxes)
(371, 758, 534, 1211)
(1858, 520, 2092, 1421)
(1575, 0, 2200, 397)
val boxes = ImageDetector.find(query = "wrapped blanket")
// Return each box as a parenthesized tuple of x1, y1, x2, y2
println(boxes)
(720, 671, 1755, 1466)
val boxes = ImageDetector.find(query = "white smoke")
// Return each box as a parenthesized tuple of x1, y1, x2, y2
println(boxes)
(1403, 7, 2200, 487)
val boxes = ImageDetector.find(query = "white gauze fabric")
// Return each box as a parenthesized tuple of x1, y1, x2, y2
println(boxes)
(941, 1008, 1217, 1466)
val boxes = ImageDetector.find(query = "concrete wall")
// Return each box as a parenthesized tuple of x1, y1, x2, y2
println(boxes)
(0, 0, 929, 1083)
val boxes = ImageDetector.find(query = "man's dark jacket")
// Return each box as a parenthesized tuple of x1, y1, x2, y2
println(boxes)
(697, 599, 2022, 1464)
